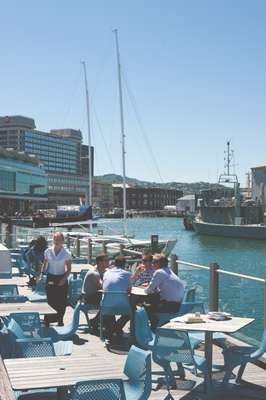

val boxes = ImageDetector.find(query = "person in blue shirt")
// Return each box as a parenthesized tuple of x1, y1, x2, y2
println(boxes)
(102, 255, 131, 343)
(144, 253, 184, 330)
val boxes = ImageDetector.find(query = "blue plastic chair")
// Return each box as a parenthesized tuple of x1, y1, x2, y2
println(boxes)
(183, 287, 196, 302)
(0, 294, 28, 303)
(71, 379, 126, 400)
(153, 328, 211, 394)
(70, 346, 151, 400)
(123, 345, 152, 400)
(9, 312, 41, 337)
(0, 284, 19, 296)
(222, 328, 266, 385)
(68, 279, 83, 307)
(28, 278, 47, 302)
(43, 302, 81, 340)
(100, 291, 132, 340)
(134, 307, 155, 350)
(15, 337, 55, 358)
(79, 269, 89, 281)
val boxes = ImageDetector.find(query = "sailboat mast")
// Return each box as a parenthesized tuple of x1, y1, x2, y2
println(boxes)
(82, 61, 92, 208)
(113, 29, 127, 237)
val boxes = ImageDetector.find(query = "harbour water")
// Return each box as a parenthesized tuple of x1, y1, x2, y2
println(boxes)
(16, 217, 265, 343)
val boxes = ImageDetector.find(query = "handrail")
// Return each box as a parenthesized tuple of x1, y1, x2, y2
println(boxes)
(177, 260, 210, 271)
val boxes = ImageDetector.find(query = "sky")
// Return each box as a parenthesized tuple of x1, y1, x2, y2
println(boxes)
(1, 1, 266, 186)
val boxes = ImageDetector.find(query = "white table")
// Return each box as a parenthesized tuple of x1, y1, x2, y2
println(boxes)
(163, 313, 254, 381)
(0, 302, 55, 316)
(5, 354, 123, 393)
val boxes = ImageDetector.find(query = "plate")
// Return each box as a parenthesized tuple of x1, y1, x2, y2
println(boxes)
(208, 311, 231, 317)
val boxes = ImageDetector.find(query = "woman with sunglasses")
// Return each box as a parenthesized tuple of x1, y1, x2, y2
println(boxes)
(131, 251, 155, 287)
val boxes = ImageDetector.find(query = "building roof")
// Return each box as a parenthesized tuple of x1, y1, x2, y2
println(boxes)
(0, 115, 35, 130)
(0, 146, 41, 165)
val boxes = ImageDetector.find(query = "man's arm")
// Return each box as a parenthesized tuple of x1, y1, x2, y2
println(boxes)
(144, 271, 160, 294)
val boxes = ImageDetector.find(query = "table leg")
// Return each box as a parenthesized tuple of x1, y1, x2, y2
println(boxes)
(205, 331, 213, 383)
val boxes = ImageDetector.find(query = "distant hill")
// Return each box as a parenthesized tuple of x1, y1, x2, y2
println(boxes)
(95, 174, 224, 194)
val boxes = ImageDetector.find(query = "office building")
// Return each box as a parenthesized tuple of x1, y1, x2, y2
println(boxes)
(0, 116, 93, 207)
(0, 147, 47, 214)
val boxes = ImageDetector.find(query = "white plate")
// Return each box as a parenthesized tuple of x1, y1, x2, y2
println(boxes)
(208, 311, 231, 317)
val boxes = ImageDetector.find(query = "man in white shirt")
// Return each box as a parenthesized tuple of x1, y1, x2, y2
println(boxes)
(102, 255, 131, 342)
(145, 253, 184, 330)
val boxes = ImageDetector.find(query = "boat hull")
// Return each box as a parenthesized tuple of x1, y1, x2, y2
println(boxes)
(193, 220, 266, 240)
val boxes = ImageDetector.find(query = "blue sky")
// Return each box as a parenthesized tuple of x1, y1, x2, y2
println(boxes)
(1, 1, 266, 185)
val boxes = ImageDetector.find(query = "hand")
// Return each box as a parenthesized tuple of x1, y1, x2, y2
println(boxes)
(36, 274, 43, 283)
(140, 282, 149, 288)
(58, 278, 66, 286)
(136, 264, 145, 273)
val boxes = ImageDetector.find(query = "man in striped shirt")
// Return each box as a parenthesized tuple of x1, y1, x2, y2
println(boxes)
(131, 252, 155, 286)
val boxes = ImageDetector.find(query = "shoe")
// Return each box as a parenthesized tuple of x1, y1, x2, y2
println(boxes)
(58, 322, 64, 327)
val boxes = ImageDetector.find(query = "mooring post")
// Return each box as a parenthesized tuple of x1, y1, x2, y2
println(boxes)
(76, 235, 80, 258)
(87, 238, 92, 264)
(264, 274, 266, 328)
(119, 244, 124, 255)
(209, 262, 219, 312)
(66, 234, 70, 250)
(170, 254, 178, 275)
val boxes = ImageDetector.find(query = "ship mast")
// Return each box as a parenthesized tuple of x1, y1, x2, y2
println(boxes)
(113, 29, 127, 237)
(82, 61, 92, 208)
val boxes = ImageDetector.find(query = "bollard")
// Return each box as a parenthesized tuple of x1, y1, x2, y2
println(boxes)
(119, 244, 124, 255)
(209, 263, 219, 312)
(76, 235, 80, 258)
(264, 274, 266, 328)
(87, 238, 92, 264)
(102, 242, 107, 253)
(150, 234, 159, 253)
(66, 234, 71, 250)
(170, 254, 178, 275)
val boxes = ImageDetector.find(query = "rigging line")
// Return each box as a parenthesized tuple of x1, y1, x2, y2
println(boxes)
(121, 70, 164, 184)
(90, 98, 116, 173)
(91, 36, 113, 97)
(60, 65, 83, 127)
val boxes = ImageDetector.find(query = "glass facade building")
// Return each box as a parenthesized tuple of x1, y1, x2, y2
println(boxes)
(0, 116, 93, 207)
(0, 148, 47, 214)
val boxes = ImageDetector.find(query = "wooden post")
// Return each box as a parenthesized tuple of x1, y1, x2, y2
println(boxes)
(76, 235, 80, 258)
(87, 238, 92, 264)
(264, 274, 266, 328)
(209, 262, 219, 312)
(102, 242, 107, 253)
(66, 234, 70, 250)
(119, 244, 124, 255)
(170, 254, 178, 275)
(150, 234, 159, 253)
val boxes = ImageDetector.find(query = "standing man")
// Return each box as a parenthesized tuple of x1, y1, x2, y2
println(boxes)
(102, 255, 131, 343)
(145, 253, 184, 330)
(81, 253, 108, 332)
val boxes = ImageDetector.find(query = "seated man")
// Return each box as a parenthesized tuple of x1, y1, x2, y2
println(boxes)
(144, 253, 185, 330)
(102, 255, 132, 342)
(81, 253, 108, 332)
(131, 251, 154, 286)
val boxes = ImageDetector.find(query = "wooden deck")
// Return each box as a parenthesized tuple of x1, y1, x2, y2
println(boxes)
(2, 271, 266, 400)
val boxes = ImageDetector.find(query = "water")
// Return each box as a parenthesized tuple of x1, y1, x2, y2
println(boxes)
(16, 217, 266, 343)
(97, 217, 266, 343)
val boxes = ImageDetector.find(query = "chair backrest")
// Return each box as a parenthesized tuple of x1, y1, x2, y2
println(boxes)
(9, 312, 41, 336)
(0, 285, 19, 296)
(66, 302, 81, 334)
(153, 328, 194, 365)
(15, 338, 55, 358)
(7, 318, 25, 339)
(135, 307, 153, 349)
(251, 328, 266, 359)
(71, 378, 126, 400)
(178, 302, 205, 315)
(79, 269, 89, 281)
(183, 287, 196, 302)
(124, 345, 152, 398)
(0, 295, 28, 304)
(68, 279, 83, 306)
(100, 292, 131, 317)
